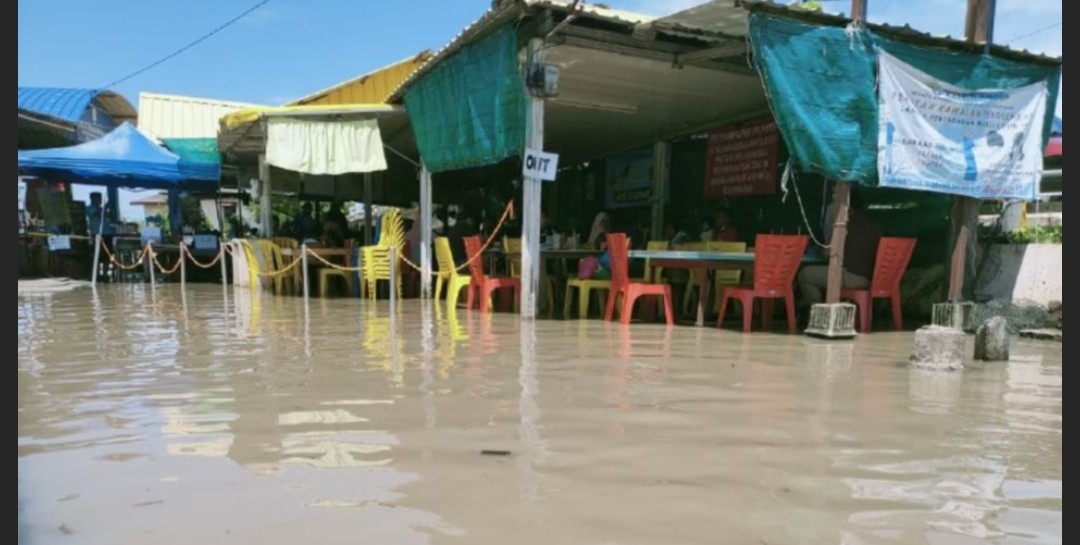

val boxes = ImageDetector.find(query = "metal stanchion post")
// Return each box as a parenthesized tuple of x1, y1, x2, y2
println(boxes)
(301, 243, 310, 302)
(148, 244, 156, 287)
(220, 241, 228, 285)
(180, 245, 187, 286)
(389, 246, 397, 315)
(91, 234, 102, 285)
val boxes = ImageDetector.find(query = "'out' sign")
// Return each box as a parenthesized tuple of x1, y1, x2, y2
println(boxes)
(522, 148, 559, 182)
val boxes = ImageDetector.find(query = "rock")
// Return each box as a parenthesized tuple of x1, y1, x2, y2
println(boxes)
(1018, 329, 1062, 342)
(910, 326, 966, 371)
(974, 316, 1010, 361)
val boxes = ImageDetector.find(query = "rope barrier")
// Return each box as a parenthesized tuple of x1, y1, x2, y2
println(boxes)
(398, 200, 515, 276)
(181, 245, 224, 269)
(98, 239, 150, 271)
(23, 232, 93, 240)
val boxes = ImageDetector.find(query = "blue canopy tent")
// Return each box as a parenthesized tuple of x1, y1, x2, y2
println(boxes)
(18, 122, 220, 233)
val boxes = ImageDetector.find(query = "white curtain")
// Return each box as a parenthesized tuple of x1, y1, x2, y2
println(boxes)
(265, 117, 388, 175)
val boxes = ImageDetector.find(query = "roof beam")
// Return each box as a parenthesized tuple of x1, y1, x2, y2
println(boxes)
(674, 43, 747, 66)
(552, 25, 753, 75)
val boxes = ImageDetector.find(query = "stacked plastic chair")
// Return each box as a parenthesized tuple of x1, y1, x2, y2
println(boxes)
(435, 237, 471, 310)
(361, 209, 406, 300)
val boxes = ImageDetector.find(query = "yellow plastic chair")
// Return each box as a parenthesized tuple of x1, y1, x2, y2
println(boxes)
(677, 242, 707, 315)
(253, 240, 291, 295)
(319, 243, 358, 298)
(503, 237, 555, 317)
(712, 241, 749, 313)
(361, 209, 406, 300)
(271, 237, 298, 250)
(434, 237, 471, 310)
(637, 240, 669, 283)
(682, 241, 746, 314)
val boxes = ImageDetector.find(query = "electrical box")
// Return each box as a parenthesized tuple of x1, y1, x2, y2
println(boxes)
(526, 63, 560, 98)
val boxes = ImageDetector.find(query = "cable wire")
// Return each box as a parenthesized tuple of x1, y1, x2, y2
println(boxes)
(1005, 21, 1062, 46)
(102, 0, 272, 89)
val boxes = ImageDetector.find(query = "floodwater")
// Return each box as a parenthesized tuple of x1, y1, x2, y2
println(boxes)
(18, 285, 1061, 545)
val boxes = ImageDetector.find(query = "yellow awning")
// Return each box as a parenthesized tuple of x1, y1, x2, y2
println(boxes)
(221, 103, 398, 130)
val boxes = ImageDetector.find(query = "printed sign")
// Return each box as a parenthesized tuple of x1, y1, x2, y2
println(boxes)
(522, 148, 560, 182)
(606, 146, 655, 209)
(877, 51, 1048, 200)
(47, 235, 72, 252)
(704, 118, 780, 199)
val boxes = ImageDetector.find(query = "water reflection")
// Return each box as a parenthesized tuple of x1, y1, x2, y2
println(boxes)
(16, 285, 1062, 545)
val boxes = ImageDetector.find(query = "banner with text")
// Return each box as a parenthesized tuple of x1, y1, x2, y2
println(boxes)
(704, 118, 780, 199)
(605, 146, 655, 209)
(877, 51, 1048, 201)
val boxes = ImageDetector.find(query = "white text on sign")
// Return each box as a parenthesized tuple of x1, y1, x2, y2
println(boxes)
(522, 148, 560, 182)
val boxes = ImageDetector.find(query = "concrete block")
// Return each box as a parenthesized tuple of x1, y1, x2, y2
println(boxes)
(974, 316, 1010, 361)
(932, 301, 976, 331)
(910, 325, 966, 371)
(804, 303, 857, 339)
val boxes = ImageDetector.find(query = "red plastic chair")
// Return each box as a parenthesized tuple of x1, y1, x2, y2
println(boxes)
(717, 235, 808, 333)
(603, 233, 674, 326)
(841, 237, 916, 332)
(464, 236, 520, 313)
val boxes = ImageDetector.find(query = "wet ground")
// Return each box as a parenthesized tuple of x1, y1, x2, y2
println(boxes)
(18, 285, 1061, 544)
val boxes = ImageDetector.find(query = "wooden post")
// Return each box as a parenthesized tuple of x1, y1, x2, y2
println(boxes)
(258, 155, 273, 237)
(363, 173, 374, 245)
(824, 182, 851, 304)
(520, 37, 546, 319)
(947, 0, 995, 301)
(419, 166, 434, 299)
(650, 141, 669, 241)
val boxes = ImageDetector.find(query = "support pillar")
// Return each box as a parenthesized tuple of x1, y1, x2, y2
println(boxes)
(258, 154, 273, 237)
(364, 173, 374, 245)
(650, 141, 669, 241)
(805, 182, 857, 339)
(420, 166, 434, 298)
(520, 37, 546, 320)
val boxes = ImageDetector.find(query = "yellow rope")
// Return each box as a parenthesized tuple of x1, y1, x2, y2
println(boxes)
(181, 245, 224, 269)
(98, 238, 149, 270)
(23, 232, 92, 241)
(150, 248, 183, 275)
(305, 248, 363, 272)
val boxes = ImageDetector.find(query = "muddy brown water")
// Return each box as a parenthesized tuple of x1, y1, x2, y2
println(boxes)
(18, 285, 1061, 545)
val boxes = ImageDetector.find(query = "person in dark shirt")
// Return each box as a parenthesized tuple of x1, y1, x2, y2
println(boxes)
(797, 195, 882, 309)
(293, 202, 320, 243)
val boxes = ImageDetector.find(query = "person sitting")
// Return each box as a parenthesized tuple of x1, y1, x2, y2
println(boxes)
(664, 221, 691, 248)
(293, 202, 320, 243)
(797, 192, 882, 310)
(712, 208, 741, 242)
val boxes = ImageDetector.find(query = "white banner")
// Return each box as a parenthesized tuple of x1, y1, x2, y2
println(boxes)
(877, 51, 1047, 200)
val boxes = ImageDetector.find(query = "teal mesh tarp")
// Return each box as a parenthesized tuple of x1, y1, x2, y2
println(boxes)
(162, 138, 222, 180)
(748, 13, 1061, 184)
(404, 24, 525, 173)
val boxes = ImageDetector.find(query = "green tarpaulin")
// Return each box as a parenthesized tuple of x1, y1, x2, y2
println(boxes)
(748, 12, 1061, 184)
(162, 138, 222, 175)
(404, 24, 526, 174)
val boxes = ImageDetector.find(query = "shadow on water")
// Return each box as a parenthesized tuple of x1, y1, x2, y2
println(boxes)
(16, 285, 1062, 545)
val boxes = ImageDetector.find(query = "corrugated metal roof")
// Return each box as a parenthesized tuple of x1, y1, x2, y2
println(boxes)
(17, 87, 137, 123)
(138, 92, 263, 140)
(288, 51, 435, 106)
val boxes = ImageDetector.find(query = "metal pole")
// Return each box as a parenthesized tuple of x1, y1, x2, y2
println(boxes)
(180, 244, 187, 287)
(301, 243, 310, 302)
(148, 244, 156, 287)
(220, 240, 228, 285)
(91, 234, 102, 285)
(389, 245, 397, 315)
(419, 166, 434, 299)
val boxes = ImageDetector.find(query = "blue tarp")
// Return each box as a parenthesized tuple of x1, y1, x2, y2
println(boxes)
(18, 122, 219, 190)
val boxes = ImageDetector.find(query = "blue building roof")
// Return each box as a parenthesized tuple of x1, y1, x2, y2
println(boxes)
(17, 87, 137, 124)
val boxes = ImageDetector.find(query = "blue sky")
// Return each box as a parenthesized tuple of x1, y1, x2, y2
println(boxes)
(18, 0, 1061, 219)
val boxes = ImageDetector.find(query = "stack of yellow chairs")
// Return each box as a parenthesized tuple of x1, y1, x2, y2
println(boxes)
(434, 237, 471, 310)
(361, 209, 406, 300)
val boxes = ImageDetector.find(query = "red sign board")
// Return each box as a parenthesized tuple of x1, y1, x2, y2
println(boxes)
(704, 118, 780, 199)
